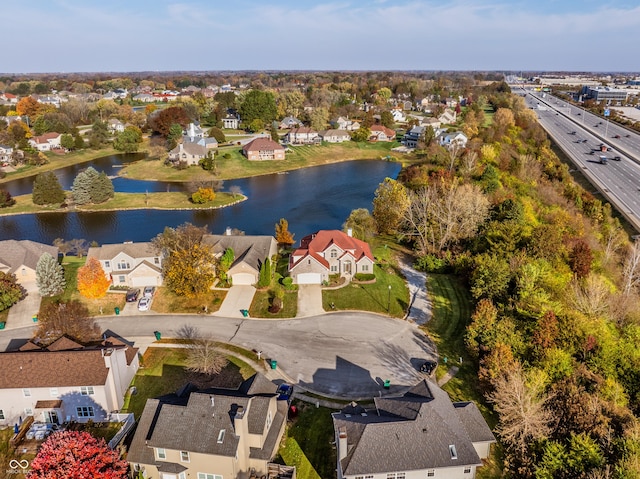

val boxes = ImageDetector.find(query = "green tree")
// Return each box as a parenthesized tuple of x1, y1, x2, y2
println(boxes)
(248, 118, 264, 133)
(167, 123, 183, 149)
(32, 171, 66, 205)
(239, 90, 277, 124)
(60, 133, 75, 150)
(270, 125, 280, 142)
(36, 252, 65, 297)
(380, 111, 394, 128)
(258, 257, 272, 288)
(343, 208, 377, 240)
(275, 218, 295, 247)
(0, 189, 15, 208)
(309, 107, 330, 131)
(350, 127, 371, 142)
(208, 126, 226, 143)
(372, 178, 410, 235)
(218, 247, 235, 282)
(113, 125, 142, 153)
(87, 120, 109, 149)
(74, 132, 85, 149)
(199, 150, 216, 172)
(0, 271, 25, 313)
(71, 166, 114, 205)
(469, 253, 511, 301)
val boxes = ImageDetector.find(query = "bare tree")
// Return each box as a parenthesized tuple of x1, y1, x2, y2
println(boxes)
(185, 338, 228, 375)
(622, 240, 640, 295)
(229, 185, 243, 199)
(34, 301, 100, 345)
(69, 238, 88, 258)
(446, 142, 462, 172)
(568, 274, 610, 317)
(53, 238, 72, 257)
(458, 150, 478, 179)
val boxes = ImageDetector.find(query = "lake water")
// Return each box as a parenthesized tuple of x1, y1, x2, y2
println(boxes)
(0, 157, 401, 244)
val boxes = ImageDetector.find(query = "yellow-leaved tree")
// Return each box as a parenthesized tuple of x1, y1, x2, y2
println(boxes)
(77, 257, 110, 299)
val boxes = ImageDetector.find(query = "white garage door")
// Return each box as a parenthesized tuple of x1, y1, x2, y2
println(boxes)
(296, 273, 322, 284)
(131, 276, 158, 287)
(232, 273, 256, 285)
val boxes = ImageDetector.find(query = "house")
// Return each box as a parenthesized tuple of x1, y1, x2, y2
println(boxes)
(0, 92, 17, 104)
(333, 117, 360, 131)
(168, 140, 208, 166)
(86, 242, 163, 288)
(133, 93, 155, 103)
(319, 129, 351, 143)
(289, 229, 375, 285)
(202, 231, 278, 285)
(0, 144, 13, 163)
(284, 127, 319, 145)
(0, 240, 59, 287)
(242, 138, 285, 161)
(222, 109, 241, 129)
(184, 122, 205, 139)
(183, 123, 218, 150)
(128, 373, 290, 479)
(403, 125, 425, 149)
(420, 117, 442, 130)
(332, 379, 495, 479)
(438, 108, 457, 125)
(369, 125, 396, 142)
(107, 118, 125, 133)
(0, 335, 139, 426)
(28, 132, 62, 151)
(279, 116, 302, 129)
(438, 131, 468, 149)
(391, 109, 406, 123)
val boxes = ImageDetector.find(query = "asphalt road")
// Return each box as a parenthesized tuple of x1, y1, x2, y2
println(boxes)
(0, 312, 436, 399)
(522, 90, 640, 231)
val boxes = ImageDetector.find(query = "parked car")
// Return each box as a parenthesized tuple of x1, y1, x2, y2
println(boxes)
(143, 286, 156, 298)
(126, 289, 140, 302)
(420, 360, 437, 375)
(138, 297, 151, 311)
(277, 384, 294, 403)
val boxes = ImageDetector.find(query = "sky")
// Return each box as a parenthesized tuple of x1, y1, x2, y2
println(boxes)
(4, 0, 640, 74)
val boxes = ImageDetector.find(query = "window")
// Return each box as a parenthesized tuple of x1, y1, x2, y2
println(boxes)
(266, 411, 272, 431)
(427, 471, 435, 478)
(330, 250, 337, 258)
(118, 275, 125, 283)
(217, 429, 225, 444)
(449, 444, 458, 460)
(179, 474, 187, 479)
(397, 474, 405, 479)
(0, 410, 5, 420)
(180, 451, 190, 462)
(198, 474, 222, 479)
(362, 264, 369, 271)
(22, 388, 31, 397)
(50, 388, 58, 397)
(330, 265, 337, 272)
(117, 261, 130, 270)
(156, 448, 166, 460)
(105, 261, 110, 268)
(464, 467, 472, 474)
(25, 408, 33, 416)
(80, 386, 94, 396)
(76, 406, 94, 418)
(154, 257, 160, 264)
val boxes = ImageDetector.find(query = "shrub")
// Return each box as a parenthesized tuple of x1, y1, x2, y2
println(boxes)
(353, 273, 376, 282)
(414, 254, 451, 273)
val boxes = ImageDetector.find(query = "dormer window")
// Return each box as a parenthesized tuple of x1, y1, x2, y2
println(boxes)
(217, 429, 225, 443)
(449, 444, 458, 459)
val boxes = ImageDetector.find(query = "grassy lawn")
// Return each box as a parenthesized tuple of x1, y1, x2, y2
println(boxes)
(2, 191, 245, 216)
(120, 141, 404, 182)
(322, 264, 408, 317)
(249, 289, 298, 318)
(275, 401, 336, 479)
(0, 427, 35, 479)
(151, 287, 226, 314)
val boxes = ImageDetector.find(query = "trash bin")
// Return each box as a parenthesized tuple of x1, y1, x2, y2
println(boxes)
(154, 331, 162, 340)
(32, 315, 38, 323)
(0, 322, 5, 330)
(114, 307, 120, 315)
(383, 379, 391, 389)
(241, 309, 249, 317)
(270, 360, 277, 370)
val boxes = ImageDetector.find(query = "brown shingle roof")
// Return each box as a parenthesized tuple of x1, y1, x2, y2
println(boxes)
(242, 138, 284, 153)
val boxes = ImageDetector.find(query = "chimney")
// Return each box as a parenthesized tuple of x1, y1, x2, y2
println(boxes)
(210, 395, 215, 407)
(225, 227, 232, 236)
(347, 228, 353, 237)
(338, 427, 348, 461)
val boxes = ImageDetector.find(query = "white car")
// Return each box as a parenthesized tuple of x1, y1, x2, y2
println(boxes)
(138, 297, 151, 311)
(143, 286, 156, 298)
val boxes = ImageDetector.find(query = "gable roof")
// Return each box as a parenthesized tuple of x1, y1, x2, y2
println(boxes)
(242, 137, 284, 153)
(87, 242, 158, 261)
(291, 230, 374, 270)
(0, 240, 58, 274)
(370, 125, 396, 137)
(332, 380, 495, 476)
(202, 235, 277, 274)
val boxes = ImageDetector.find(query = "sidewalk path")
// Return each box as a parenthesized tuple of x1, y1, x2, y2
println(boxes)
(438, 366, 459, 386)
(398, 255, 432, 325)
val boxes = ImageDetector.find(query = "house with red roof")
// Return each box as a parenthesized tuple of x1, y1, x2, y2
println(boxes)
(369, 125, 396, 142)
(289, 230, 375, 284)
(242, 138, 285, 161)
(28, 132, 62, 152)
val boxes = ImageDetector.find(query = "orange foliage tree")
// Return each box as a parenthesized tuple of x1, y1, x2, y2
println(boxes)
(16, 96, 42, 118)
(77, 257, 110, 299)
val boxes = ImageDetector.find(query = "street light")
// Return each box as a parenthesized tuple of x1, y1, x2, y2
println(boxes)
(387, 285, 392, 312)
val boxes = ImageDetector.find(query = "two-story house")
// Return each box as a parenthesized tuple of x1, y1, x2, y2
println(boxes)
(86, 242, 163, 288)
(438, 131, 468, 150)
(332, 379, 495, 479)
(332, 117, 360, 131)
(107, 119, 125, 133)
(168, 140, 208, 166)
(284, 127, 319, 145)
(319, 129, 351, 143)
(403, 125, 425, 149)
(28, 132, 62, 151)
(128, 373, 289, 479)
(242, 138, 285, 161)
(369, 125, 396, 142)
(289, 229, 375, 285)
(0, 335, 139, 426)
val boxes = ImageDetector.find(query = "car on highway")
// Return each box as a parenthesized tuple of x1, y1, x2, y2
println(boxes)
(582, 139, 588, 143)
(138, 297, 151, 311)
(613, 135, 621, 139)
(613, 156, 622, 161)
(625, 134, 631, 138)
(126, 289, 140, 302)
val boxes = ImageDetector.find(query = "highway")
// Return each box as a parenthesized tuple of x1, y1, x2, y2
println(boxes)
(520, 89, 640, 232)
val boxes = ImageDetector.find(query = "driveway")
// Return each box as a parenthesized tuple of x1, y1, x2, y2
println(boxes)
(296, 284, 324, 317)
(398, 255, 432, 325)
(214, 285, 256, 318)
(6, 281, 41, 330)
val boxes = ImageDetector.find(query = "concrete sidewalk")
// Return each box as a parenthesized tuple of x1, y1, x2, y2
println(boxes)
(398, 255, 432, 325)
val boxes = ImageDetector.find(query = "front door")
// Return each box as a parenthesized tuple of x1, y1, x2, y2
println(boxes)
(343, 261, 352, 274)
(43, 411, 59, 424)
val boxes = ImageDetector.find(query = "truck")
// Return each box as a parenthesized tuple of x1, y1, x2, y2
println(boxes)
(599, 156, 608, 164)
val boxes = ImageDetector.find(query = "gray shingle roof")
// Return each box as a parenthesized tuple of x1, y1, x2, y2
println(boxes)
(332, 380, 494, 476)
(0, 240, 58, 274)
(202, 235, 277, 275)
(87, 242, 158, 261)
(454, 401, 496, 443)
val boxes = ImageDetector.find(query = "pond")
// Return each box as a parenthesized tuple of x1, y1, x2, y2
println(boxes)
(0, 158, 401, 244)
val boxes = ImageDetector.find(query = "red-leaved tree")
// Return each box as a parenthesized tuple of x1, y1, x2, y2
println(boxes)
(27, 430, 127, 478)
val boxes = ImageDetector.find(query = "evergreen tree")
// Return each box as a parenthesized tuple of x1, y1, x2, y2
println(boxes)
(71, 169, 92, 205)
(92, 170, 115, 203)
(60, 133, 75, 150)
(32, 171, 65, 205)
(72, 167, 113, 205)
(36, 252, 65, 297)
(0, 189, 15, 208)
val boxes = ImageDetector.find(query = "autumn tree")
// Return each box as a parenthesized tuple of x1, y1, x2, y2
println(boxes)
(275, 218, 295, 247)
(350, 127, 371, 142)
(343, 208, 377, 241)
(32, 171, 66, 205)
(36, 252, 65, 297)
(191, 187, 216, 204)
(372, 177, 410, 235)
(152, 222, 209, 256)
(35, 300, 100, 343)
(16, 96, 41, 118)
(77, 257, 110, 299)
(0, 271, 25, 313)
(27, 430, 127, 479)
(149, 106, 190, 137)
(163, 244, 216, 297)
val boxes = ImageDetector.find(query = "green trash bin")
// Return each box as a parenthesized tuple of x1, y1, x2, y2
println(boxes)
(114, 307, 120, 315)
(154, 331, 162, 340)
(32, 315, 38, 323)
(241, 309, 249, 317)
(270, 360, 277, 370)
(0, 322, 5, 330)
(383, 379, 391, 389)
